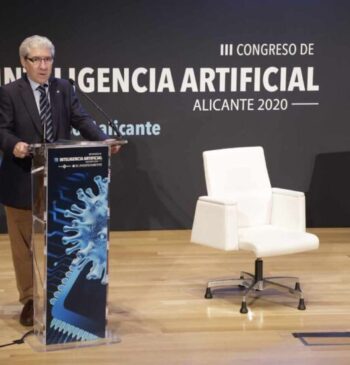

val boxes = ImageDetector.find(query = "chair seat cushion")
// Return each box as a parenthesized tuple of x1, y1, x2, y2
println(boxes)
(238, 225, 319, 257)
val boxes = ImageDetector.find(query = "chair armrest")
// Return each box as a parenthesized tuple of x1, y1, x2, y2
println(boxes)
(272, 187, 304, 198)
(271, 188, 306, 231)
(191, 196, 239, 251)
(196, 195, 237, 205)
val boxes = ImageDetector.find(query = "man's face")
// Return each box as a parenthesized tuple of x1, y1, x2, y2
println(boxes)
(21, 46, 53, 84)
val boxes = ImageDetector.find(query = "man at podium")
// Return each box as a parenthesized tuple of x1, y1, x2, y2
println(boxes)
(0, 35, 119, 327)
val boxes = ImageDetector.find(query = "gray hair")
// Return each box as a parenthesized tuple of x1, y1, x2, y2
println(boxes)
(19, 35, 55, 59)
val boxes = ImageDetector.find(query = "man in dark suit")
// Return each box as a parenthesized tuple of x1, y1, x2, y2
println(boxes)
(0, 35, 120, 326)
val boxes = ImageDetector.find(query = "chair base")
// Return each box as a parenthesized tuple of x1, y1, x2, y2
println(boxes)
(204, 258, 306, 314)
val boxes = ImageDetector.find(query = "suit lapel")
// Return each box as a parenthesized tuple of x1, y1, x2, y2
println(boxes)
(18, 77, 43, 138)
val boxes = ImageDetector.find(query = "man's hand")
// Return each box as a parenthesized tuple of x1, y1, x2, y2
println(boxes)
(110, 144, 121, 154)
(13, 142, 29, 158)
(104, 139, 122, 154)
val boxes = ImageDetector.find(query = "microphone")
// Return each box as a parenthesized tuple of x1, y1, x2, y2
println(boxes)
(68, 79, 123, 139)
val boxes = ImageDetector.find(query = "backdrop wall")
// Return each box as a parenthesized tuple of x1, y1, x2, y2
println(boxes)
(1, 0, 350, 231)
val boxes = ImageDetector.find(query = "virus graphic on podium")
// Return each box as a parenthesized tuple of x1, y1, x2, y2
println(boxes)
(62, 174, 109, 284)
(48, 175, 109, 342)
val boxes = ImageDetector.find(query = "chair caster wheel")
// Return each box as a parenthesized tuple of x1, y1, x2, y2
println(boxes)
(204, 288, 213, 299)
(240, 301, 248, 314)
(298, 298, 306, 310)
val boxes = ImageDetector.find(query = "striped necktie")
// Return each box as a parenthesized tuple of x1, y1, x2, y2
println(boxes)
(37, 84, 54, 143)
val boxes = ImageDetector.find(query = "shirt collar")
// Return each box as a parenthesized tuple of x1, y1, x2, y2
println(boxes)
(27, 77, 49, 92)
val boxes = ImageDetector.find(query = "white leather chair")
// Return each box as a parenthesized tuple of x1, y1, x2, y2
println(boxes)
(191, 146, 319, 313)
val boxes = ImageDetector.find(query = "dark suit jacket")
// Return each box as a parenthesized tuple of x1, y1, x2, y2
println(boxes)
(0, 75, 108, 209)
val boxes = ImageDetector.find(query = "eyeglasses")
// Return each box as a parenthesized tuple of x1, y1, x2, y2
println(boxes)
(25, 56, 54, 65)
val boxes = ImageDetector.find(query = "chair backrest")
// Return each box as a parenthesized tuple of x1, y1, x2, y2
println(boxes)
(203, 146, 272, 227)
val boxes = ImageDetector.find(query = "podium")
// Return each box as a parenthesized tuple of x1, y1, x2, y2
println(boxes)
(27, 140, 125, 351)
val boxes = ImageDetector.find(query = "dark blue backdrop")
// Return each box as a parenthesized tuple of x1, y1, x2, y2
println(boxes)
(1, 0, 350, 231)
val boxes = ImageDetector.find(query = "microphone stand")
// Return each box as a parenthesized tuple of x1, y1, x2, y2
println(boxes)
(68, 79, 123, 139)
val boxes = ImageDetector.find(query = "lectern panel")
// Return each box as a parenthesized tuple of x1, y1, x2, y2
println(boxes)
(45, 145, 109, 344)
(29, 141, 120, 350)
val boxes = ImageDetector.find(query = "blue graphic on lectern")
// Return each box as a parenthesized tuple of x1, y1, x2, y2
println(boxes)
(62, 175, 108, 284)
(46, 146, 109, 345)
(48, 176, 108, 342)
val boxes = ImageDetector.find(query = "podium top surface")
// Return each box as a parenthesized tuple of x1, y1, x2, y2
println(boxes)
(29, 139, 127, 152)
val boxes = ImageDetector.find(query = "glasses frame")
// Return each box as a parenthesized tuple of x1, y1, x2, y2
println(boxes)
(25, 56, 54, 65)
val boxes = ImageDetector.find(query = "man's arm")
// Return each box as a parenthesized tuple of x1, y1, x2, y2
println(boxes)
(66, 82, 121, 153)
(0, 87, 23, 155)
(68, 83, 108, 141)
